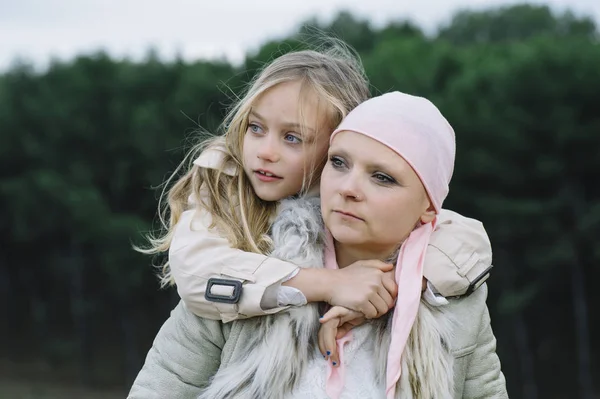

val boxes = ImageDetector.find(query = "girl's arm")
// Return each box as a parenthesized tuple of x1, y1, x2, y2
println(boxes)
(424, 209, 494, 299)
(170, 207, 300, 322)
(315, 209, 496, 352)
(171, 207, 396, 322)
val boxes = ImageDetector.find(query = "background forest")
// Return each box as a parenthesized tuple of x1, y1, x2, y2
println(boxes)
(1, 3, 598, 398)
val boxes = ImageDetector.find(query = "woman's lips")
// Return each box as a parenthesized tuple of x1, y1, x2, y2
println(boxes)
(333, 210, 364, 221)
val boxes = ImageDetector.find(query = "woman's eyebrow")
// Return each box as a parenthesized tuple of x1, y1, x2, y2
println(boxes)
(330, 146, 403, 173)
(281, 121, 316, 135)
(328, 147, 350, 158)
(367, 160, 396, 171)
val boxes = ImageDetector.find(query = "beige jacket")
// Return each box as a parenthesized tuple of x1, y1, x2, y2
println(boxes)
(170, 147, 493, 323)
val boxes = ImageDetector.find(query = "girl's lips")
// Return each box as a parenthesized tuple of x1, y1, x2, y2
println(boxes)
(254, 170, 282, 182)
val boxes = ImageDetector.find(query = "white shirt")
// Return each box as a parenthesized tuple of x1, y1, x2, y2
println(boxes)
(288, 324, 385, 398)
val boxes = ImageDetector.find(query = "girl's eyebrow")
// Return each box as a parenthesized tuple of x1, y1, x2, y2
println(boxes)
(281, 121, 316, 134)
(249, 110, 265, 121)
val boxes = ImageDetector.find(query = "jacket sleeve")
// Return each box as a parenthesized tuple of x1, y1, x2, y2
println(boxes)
(424, 209, 494, 298)
(170, 206, 300, 322)
(462, 291, 509, 398)
(127, 301, 226, 399)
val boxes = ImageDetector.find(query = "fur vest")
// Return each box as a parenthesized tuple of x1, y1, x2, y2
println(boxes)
(198, 196, 456, 399)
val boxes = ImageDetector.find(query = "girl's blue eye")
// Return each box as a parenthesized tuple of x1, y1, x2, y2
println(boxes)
(284, 134, 302, 144)
(248, 123, 263, 134)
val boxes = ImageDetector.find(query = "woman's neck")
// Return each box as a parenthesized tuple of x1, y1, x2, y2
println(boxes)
(334, 241, 399, 269)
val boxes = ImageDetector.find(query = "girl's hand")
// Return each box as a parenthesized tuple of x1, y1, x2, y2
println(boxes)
(327, 260, 398, 319)
(318, 306, 365, 366)
(318, 278, 428, 366)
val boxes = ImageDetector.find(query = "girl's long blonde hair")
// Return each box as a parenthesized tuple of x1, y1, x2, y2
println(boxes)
(141, 41, 370, 287)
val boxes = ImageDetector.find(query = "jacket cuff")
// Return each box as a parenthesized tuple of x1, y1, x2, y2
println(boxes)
(231, 257, 299, 317)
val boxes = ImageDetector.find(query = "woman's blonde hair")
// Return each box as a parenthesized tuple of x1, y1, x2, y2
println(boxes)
(141, 40, 370, 287)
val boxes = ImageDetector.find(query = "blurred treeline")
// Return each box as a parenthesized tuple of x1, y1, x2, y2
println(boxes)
(1, 4, 599, 398)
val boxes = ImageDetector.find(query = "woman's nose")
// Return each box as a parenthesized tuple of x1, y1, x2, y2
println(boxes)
(339, 175, 364, 201)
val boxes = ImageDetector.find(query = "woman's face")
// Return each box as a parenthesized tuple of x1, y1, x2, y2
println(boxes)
(320, 130, 435, 256)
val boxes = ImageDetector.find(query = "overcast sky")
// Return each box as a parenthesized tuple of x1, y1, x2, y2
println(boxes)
(1, 0, 598, 71)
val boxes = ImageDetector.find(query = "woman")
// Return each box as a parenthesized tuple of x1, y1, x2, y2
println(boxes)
(129, 92, 507, 398)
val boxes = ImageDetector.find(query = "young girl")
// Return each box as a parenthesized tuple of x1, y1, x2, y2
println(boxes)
(142, 43, 492, 327)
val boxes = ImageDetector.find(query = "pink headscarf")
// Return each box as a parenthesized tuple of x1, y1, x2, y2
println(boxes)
(325, 91, 456, 398)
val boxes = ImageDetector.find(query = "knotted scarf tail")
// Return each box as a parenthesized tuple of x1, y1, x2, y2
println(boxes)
(325, 333, 352, 399)
(385, 221, 435, 399)
(323, 229, 350, 399)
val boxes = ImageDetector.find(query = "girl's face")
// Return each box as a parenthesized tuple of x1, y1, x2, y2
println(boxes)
(243, 80, 331, 201)
(320, 130, 435, 256)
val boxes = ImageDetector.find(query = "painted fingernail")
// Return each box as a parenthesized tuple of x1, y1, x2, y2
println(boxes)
(326, 351, 331, 356)
(332, 362, 337, 366)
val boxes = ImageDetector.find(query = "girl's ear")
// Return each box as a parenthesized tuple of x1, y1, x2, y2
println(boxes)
(420, 204, 436, 224)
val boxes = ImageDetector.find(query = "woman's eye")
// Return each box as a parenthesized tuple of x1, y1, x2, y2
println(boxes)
(374, 173, 395, 184)
(330, 156, 345, 168)
(248, 123, 263, 134)
(284, 133, 302, 144)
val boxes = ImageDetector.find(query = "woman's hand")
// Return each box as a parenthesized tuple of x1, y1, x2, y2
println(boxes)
(318, 306, 365, 366)
(327, 260, 398, 319)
